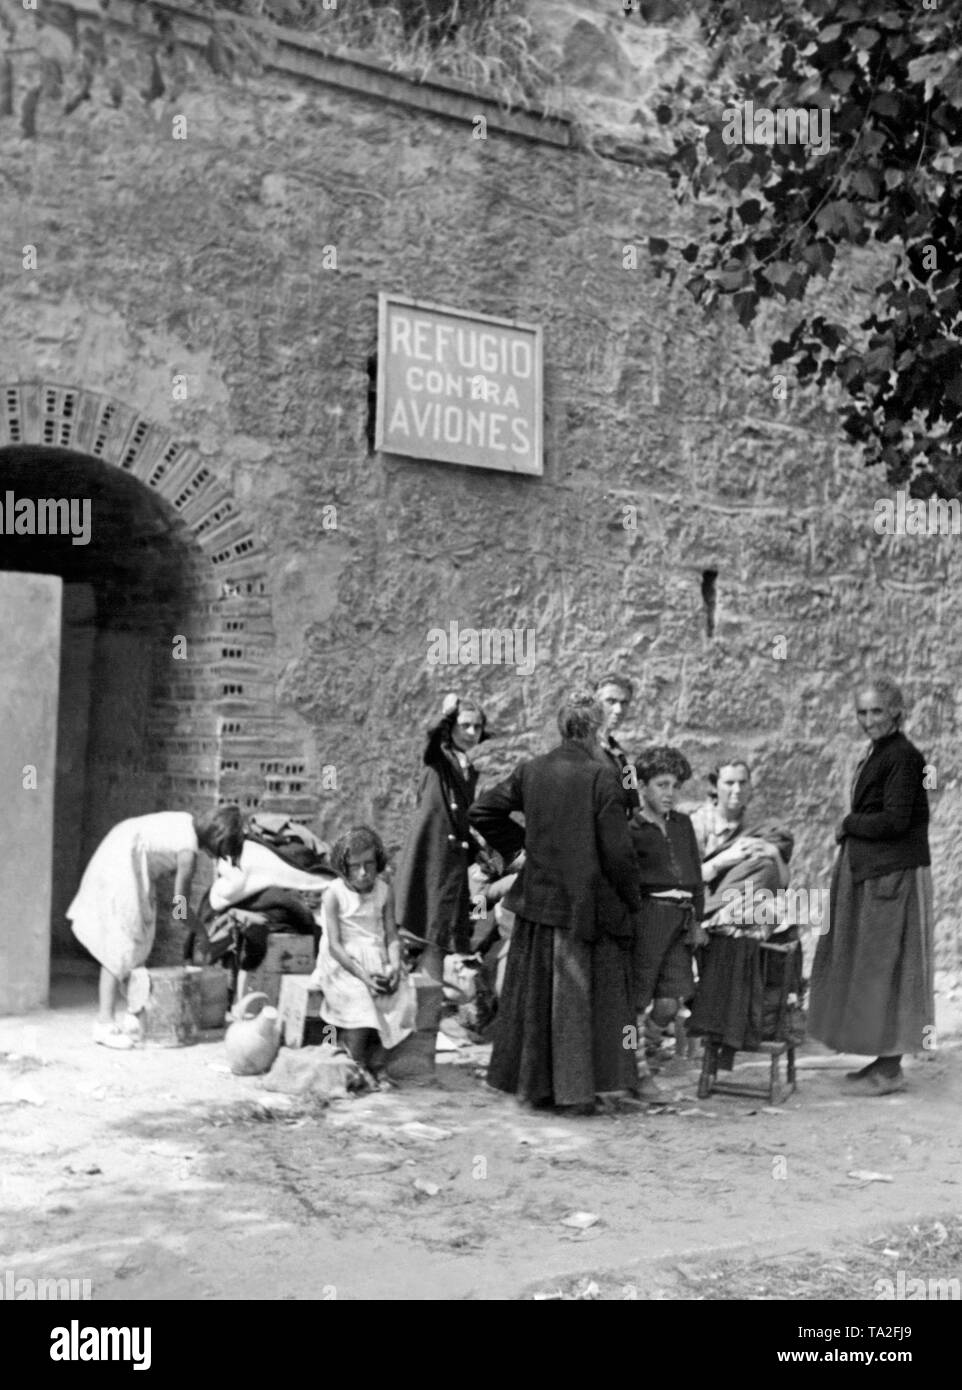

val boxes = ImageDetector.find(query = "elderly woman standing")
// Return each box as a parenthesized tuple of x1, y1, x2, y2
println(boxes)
(468, 691, 641, 1114)
(809, 676, 934, 1095)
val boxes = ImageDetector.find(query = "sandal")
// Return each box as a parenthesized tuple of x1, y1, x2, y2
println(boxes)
(93, 1022, 135, 1050)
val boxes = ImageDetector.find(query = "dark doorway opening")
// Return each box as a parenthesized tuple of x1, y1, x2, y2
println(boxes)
(1, 445, 203, 970)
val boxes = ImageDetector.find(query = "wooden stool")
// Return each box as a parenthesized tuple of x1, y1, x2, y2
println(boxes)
(695, 938, 800, 1106)
(697, 1037, 796, 1105)
(277, 975, 326, 1049)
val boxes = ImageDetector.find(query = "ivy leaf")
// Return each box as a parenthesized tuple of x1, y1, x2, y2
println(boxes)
(863, 345, 894, 377)
(850, 168, 880, 200)
(815, 201, 860, 237)
(906, 52, 959, 102)
(762, 261, 796, 288)
(733, 289, 758, 326)
(945, 376, 962, 407)
(705, 127, 731, 162)
(718, 263, 750, 292)
(723, 162, 755, 192)
(870, 91, 900, 117)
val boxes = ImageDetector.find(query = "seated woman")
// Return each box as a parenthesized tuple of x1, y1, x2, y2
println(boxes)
(688, 759, 801, 1057)
(689, 759, 793, 936)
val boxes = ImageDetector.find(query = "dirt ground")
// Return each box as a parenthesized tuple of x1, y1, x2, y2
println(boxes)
(1, 969, 961, 1302)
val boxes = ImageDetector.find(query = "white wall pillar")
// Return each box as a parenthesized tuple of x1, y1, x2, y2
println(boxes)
(0, 572, 61, 1013)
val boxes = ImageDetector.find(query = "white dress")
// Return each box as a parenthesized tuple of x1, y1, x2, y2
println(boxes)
(314, 878, 416, 1050)
(67, 812, 198, 979)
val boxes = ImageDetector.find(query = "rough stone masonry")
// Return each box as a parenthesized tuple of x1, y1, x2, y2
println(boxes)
(0, 2, 959, 973)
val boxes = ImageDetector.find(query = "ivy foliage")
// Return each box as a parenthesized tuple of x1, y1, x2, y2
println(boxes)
(654, 0, 962, 497)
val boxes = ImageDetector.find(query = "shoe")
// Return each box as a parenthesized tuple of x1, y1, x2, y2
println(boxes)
(612, 1095, 649, 1113)
(93, 1022, 135, 1050)
(845, 1061, 880, 1081)
(843, 1069, 905, 1096)
(636, 1074, 665, 1103)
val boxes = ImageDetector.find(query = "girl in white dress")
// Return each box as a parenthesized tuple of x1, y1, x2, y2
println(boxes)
(67, 806, 245, 1049)
(310, 826, 416, 1077)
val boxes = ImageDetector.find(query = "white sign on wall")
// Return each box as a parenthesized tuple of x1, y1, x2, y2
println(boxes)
(375, 294, 543, 476)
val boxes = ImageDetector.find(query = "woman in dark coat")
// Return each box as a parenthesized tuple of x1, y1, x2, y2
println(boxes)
(468, 691, 642, 1114)
(809, 676, 934, 1095)
(393, 694, 488, 982)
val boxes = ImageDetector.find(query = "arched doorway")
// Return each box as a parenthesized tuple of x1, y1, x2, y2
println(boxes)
(0, 383, 318, 1010)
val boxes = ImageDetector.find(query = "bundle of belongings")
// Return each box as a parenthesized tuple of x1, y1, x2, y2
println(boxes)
(700, 820, 794, 937)
(187, 815, 336, 972)
(452, 840, 525, 1039)
(689, 820, 805, 1066)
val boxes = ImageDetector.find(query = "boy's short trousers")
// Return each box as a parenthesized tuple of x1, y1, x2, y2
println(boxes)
(632, 897, 696, 1011)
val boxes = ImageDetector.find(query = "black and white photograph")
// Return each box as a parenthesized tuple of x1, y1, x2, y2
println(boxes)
(0, 0, 960, 1339)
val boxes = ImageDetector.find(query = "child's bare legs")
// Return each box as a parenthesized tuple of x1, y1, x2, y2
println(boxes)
(634, 997, 679, 1098)
(98, 966, 122, 1026)
(338, 1027, 378, 1070)
(367, 1037, 393, 1087)
(93, 966, 134, 1048)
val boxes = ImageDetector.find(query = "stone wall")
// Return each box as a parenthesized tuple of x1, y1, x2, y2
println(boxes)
(1, 3, 959, 970)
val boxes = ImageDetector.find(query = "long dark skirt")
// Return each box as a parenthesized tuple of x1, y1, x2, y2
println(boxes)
(488, 917, 636, 1107)
(809, 843, 934, 1056)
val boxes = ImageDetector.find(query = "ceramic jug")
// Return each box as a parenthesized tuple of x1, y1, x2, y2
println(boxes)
(224, 992, 281, 1076)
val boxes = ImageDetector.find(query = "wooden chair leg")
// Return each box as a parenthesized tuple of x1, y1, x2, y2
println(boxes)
(697, 1040, 716, 1099)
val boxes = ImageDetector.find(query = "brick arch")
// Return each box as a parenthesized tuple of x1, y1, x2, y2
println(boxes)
(1, 382, 261, 579)
(1, 380, 317, 819)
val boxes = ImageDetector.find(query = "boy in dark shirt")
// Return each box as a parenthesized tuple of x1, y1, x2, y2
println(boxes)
(628, 746, 705, 1099)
